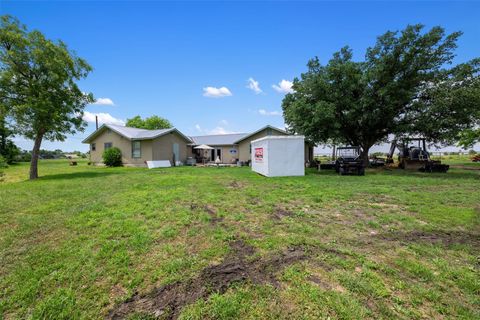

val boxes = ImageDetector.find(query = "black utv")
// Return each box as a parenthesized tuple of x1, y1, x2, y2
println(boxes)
(335, 146, 365, 176)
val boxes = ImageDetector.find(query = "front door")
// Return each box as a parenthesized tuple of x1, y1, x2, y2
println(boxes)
(210, 148, 222, 162)
(173, 143, 179, 165)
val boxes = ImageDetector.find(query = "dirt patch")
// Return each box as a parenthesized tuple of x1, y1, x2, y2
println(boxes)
(190, 203, 223, 224)
(227, 180, 245, 189)
(249, 197, 261, 205)
(108, 240, 307, 319)
(272, 206, 295, 221)
(378, 230, 480, 247)
(110, 284, 128, 301)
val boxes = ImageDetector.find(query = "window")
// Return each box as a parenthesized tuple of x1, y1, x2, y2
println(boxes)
(132, 141, 141, 158)
(104, 142, 112, 150)
(91, 143, 96, 151)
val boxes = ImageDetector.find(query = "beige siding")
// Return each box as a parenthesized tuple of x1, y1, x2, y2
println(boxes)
(237, 129, 287, 162)
(213, 145, 238, 164)
(151, 131, 189, 163)
(88, 129, 152, 166)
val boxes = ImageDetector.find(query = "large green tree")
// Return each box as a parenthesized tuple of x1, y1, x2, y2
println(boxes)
(126, 115, 172, 130)
(282, 25, 480, 163)
(0, 15, 94, 179)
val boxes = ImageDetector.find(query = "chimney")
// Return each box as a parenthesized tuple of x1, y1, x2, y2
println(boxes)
(95, 115, 98, 130)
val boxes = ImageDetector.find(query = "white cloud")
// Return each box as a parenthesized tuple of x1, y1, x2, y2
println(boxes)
(246, 77, 262, 94)
(93, 98, 115, 106)
(203, 86, 232, 98)
(219, 119, 229, 126)
(258, 109, 282, 116)
(208, 127, 235, 135)
(195, 123, 236, 135)
(83, 111, 125, 126)
(272, 80, 294, 94)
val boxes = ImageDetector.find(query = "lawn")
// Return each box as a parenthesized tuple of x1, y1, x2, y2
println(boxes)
(0, 160, 479, 319)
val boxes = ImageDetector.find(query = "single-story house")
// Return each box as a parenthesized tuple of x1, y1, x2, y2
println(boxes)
(82, 124, 192, 166)
(189, 125, 313, 164)
(83, 124, 314, 166)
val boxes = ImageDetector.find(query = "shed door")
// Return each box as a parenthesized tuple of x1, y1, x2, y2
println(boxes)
(173, 143, 179, 164)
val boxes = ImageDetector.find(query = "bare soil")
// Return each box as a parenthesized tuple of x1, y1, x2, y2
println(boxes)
(272, 206, 295, 220)
(108, 240, 307, 319)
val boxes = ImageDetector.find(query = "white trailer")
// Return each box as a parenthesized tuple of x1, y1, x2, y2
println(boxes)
(250, 135, 305, 177)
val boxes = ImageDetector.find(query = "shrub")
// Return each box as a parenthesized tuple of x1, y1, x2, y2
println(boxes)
(102, 147, 122, 167)
(468, 149, 477, 155)
(0, 155, 7, 168)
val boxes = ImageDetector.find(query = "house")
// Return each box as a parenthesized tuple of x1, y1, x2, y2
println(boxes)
(83, 124, 314, 166)
(82, 124, 192, 166)
(188, 125, 314, 164)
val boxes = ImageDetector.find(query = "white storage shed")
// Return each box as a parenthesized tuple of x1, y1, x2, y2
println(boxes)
(250, 135, 305, 177)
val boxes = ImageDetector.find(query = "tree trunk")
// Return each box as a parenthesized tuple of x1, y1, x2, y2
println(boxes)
(360, 145, 371, 167)
(29, 131, 44, 180)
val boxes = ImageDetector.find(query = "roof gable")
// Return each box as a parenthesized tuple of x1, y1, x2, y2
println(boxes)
(82, 124, 192, 143)
(233, 125, 287, 144)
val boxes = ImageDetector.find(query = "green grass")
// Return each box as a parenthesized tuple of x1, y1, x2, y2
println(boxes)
(1, 159, 479, 319)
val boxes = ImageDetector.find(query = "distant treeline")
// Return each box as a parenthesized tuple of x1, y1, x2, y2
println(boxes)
(14, 149, 88, 162)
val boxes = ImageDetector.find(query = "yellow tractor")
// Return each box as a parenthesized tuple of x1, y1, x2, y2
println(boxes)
(387, 138, 449, 172)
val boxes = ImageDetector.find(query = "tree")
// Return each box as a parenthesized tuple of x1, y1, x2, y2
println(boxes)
(126, 115, 172, 130)
(282, 25, 480, 164)
(0, 15, 94, 179)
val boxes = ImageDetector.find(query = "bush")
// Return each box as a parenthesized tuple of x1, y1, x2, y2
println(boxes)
(468, 149, 477, 155)
(0, 155, 7, 168)
(102, 147, 122, 167)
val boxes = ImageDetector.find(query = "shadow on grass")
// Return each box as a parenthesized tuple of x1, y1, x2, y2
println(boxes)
(308, 167, 479, 180)
(39, 170, 126, 181)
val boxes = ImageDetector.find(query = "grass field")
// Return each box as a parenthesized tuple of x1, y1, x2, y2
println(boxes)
(1, 159, 479, 319)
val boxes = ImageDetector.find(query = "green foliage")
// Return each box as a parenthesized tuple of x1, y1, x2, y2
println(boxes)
(102, 147, 122, 167)
(0, 139, 19, 164)
(0, 155, 6, 181)
(15, 149, 31, 162)
(458, 128, 480, 149)
(0, 110, 19, 164)
(0, 15, 94, 179)
(126, 115, 172, 130)
(0, 155, 6, 167)
(371, 152, 386, 158)
(282, 24, 480, 160)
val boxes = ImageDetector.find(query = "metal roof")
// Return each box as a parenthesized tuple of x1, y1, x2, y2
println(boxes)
(189, 133, 248, 146)
(233, 125, 287, 144)
(82, 124, 192, 143)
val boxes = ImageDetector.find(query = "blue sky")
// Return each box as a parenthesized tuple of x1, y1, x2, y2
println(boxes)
(2, 1, 480, 152)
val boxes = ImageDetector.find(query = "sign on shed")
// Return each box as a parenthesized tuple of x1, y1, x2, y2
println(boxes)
(250, 135, 305, 177)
